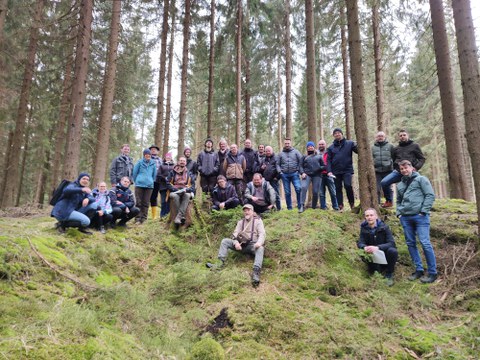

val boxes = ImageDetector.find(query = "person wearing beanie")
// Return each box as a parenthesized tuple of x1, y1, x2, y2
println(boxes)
(149, 145, 163, 220)
(211, 175, 240, 211)
(132, 149, 157, 224)
(51, 172, 96, 234)
(197, 139, 220, 195)
(110, 144, 134, 187)
(327, 128, 358, 210)
(299, 141, 326, 212)
(184, 146, 198, 183)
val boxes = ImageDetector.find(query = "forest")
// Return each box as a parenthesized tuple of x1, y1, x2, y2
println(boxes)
(0, 0, 480, 227)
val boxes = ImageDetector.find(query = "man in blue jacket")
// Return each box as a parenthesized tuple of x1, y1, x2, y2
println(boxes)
(397, 160, 437, 284)
(327, 128, 358, 210)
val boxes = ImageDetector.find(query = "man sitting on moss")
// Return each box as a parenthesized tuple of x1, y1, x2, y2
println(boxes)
(206, 204, 266, 287)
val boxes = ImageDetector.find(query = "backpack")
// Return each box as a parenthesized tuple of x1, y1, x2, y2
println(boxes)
(49, 179, 71, 206)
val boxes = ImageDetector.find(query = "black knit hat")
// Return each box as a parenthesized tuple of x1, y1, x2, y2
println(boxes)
(332, 128, 343, 135)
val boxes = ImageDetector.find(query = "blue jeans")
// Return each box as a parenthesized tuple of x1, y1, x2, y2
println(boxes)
(400, 214, 437, 275)
(380, 170, 402, 197)
(268, 179, 282, 210)
(281, 172, 301, 210)
(67, 202, 97, 227)
(376, 171, 393, 203)
(319, 175, 339, 210)
(301, 175, 322, 208)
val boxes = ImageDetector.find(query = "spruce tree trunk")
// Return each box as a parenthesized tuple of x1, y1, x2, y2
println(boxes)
(305, 0, 317, 142)
(235, 0, 242, 144)
(245, 57, 251, 139)
(277, 59, 283, 149)
(345, 0, 379, 211)
(93, 0, 121, 184)
(452, 0, 480, 231)
(1, 0, 45, 208)
(177, 0, 191, 156)
(284, 0, 292, 139)
(207, 0, 215, 138)
(63, 0, 93, 180)
(0, 0, 6, 43)
(372, 0, 386, 132)
(163, 0, 176, 156)
(429, 0, 470, 200)
(154, 0, 170, 149)
(340, 4, 352, 139)
(317, 60, 324, 140)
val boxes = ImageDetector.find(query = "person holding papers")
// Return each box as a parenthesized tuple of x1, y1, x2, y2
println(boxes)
(357, 208, 398, 286)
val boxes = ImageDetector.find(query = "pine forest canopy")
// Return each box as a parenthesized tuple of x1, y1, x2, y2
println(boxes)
(0, 0, 480, 229)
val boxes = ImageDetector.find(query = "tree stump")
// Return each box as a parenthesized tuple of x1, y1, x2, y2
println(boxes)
(167, 199, 194, 229)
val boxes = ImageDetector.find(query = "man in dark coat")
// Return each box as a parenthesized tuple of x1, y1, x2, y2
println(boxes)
(211, 175, 240, 211)
(372, 132, 394, 208)
(110, 176, 140, 227)
(257, 146, 281, 210)
(240, 139, 258, 184)
(110, 144, 134, 187)
(197, 139, 220, 195)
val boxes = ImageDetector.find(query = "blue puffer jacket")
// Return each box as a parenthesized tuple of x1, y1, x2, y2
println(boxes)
(133, 158, 157, 189)
(51, 179, 94, 221)
(327, 138, 358, 174)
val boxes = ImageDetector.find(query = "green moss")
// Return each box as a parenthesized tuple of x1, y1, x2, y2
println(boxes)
(188, 338, 225, 360)
(95, 271, 121, 286)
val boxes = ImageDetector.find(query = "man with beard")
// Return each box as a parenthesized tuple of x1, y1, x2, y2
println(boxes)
(258, 146, 281, 210)
(240, 139, 258, 184)
(167, 156, 196, 225)
(217, 139, 229, 176)
(276, 138, 302, 211)
(197, 138, 220, 194)
(224, 144, 247, 202)
(244, 173, 276, 214)
(372, 132, 394, 208)
(184, 147, 198, 182)
(300, 141, 325, 211)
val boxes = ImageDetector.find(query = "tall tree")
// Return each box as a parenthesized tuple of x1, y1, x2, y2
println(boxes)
(345, 0, 378, 211)
(340, 3, 352, 139)
(244, 0, 251, 139)
(235, 0, 243, 144)
(372, 0, 386, 131)
(284, 0, 292, 139)
(305, 0, 317, 141)
(154, 0, 170, 149)
(177, 0, 192, 156)
(452, 0, 480, 230)
(1, 0, 45, 208)
(429, 0, 470, 200)
(92, 0, 122, 184)
(163, 0, 176, 156)
(206, 0, 215, 138)
(63, 0, 94, 180)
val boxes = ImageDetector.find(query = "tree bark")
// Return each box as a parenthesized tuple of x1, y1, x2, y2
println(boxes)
(177, 0, 192, 156)
(372, 0, 386, 132)
(163, 0, 176, 156)
(235, 0, 243, 144)
(1, 0, 45, 208)
(305, 0, 317, 142)
(0, 0, 6, 44)
(429, 0, 470, 200)
(317, 58, 324, 140)
(92, 0, 121, 184)
(63, 0, 93, 180)
(452, 0, 480, 231)
(345, 0, 379, 212)
(277, 59, 283, 150)
(155, 0, 170, 149)
(207, 0, 215, 138)
(340, 4, 352, 139)
(284, 0, 292, 139)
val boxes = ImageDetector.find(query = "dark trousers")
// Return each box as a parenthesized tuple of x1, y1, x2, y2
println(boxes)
(334, 173, 354, 208)
(150, 181, 160, 206)
(268, 179, 282, 210)
(111, 206, 140, 224)
(160, 190, 170, 217)
(228, 179, 245, 204)
(212, 198, 241, 211)
(200, 175, 217, 194)
(135, 187, 153, 222)
(366, 247, 398, 275)
(375, 171, 393, 203)
(90, 213, 114, 228)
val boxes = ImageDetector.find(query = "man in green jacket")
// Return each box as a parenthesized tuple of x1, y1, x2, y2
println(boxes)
(397, 160, 437, 283)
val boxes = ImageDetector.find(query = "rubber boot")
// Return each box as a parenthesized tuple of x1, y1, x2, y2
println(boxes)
(151, 206, 159, 220)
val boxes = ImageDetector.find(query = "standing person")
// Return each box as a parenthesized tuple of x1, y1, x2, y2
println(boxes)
(357, 208, 398, 286)
(258, 146, 281, 210)
(51, 172, 96, 234)
(149, 145, 162, 219)
(211, 175, 240, 211)
(197, 138, 219, 195)
(217, 139, 229, 176)
(184, 146, 198, 182)
(244, 173, 276, 215)
(300, 141, 325, 212)
(327, 128, 358, 210)
(132, 149, 157, 224)
(396, 160, 437, 283)
(90, 181, 113, 233)
(317, 140, 339, 210)
(110, 176, 140, 227)
(110, 144, 134, 187)
(257, 144, 266, 164)
(380, 129, 426, 204)
(157, 153, 175, 218)
(224, 144, 247, 202)
(372, 132, 394, 208)
(206, 204, 266, 287)
(240, 139, 258, 184)
(167, 156, 196, 225)
(276, 138, 302, 211)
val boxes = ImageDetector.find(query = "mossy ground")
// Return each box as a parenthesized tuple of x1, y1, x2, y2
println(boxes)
(0, 199, 478, 359)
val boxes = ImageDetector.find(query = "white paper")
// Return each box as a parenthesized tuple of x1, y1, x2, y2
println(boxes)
(372, 249, 388, 265)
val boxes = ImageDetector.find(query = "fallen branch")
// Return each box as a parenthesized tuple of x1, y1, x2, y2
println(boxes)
(27, 237, 99, 291)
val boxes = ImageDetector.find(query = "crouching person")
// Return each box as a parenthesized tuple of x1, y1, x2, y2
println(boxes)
(167, 156, 195, 225)
(357, 208, 398, 286)
(90, 182, 113, 233)
(206, 204, 265, 287)
(211, 175, 240, 211)
(51, 172, 96, 234)
(109, 177, 140, 227)
(244, 173, 276, 215)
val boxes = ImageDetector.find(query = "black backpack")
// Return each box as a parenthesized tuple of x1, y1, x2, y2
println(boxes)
(49, 179, 71, 206)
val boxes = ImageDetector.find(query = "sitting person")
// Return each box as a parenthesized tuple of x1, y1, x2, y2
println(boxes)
(211, 175, 240, 211)
(244, 173, 276, 214)
(109, 176, 140, 227)
(51, 172, 96, 234)
(90, 181, 113, 233)
(167, 156, 196, 225)
(357, 208, 398, 286)
(206, 204, 265, 287)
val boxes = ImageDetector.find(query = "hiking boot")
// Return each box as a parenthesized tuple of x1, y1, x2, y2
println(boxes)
(78, 227, 93, 235)
(100, 226, 106, 234)
(206, 260, 224, 270)
(408, 271, 424, 281)
(338, 204, 344, 211)
(251, 267, 261, 287)
(181, 216, 186, 224)
(349, 202, 355, 210)
(420, 274, 438, 284)
(384, 274, 394, 287)
(117, 220, 127, 227)
(55, 222, 66, 234)
(174, 214, 183, 225)
(381, 201, 393, 208)
(298, 205, 304, 213)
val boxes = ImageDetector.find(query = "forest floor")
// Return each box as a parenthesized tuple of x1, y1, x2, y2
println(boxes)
(0, 199, 479, 359)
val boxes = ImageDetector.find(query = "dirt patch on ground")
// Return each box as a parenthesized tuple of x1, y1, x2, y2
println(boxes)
(204, 308, 233, 335)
